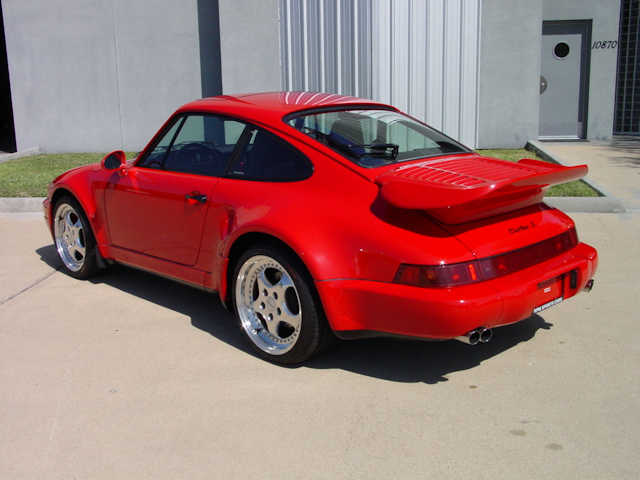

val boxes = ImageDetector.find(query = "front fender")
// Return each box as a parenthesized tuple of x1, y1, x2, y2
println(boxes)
(48, 164, 109, 251)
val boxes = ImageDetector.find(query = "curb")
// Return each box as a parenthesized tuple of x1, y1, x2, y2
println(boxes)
(525, 140, 626, 213)
(543, 196, 626, 214)
(0, 197, 45, 213)
(0, 147, 40, 164)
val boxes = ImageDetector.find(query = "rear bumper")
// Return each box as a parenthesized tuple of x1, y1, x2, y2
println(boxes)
(317, 242, 597, 340)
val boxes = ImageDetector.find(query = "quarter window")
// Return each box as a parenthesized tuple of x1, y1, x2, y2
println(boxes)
(228, 127, 312, 181)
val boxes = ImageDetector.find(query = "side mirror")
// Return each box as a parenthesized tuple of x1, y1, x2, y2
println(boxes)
(102, 150, 126, 170)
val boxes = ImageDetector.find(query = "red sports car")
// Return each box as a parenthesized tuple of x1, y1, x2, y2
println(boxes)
(43, 92, 597, 364)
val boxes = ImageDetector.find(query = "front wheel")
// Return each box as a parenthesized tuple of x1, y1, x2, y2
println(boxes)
(53, 196, 100, 279)
(231, 245, 330, 364)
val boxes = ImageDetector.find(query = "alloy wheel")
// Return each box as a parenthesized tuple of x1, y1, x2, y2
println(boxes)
(235, 255, 302, 355)
(54, 203, 87, 272)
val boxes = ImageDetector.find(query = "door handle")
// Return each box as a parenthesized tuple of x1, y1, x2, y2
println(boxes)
(185, 192, 207, 204)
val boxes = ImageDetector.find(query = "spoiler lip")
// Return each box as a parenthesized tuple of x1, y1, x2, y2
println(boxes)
(375, 157, 588, 211)
(374, 156, 588, 223)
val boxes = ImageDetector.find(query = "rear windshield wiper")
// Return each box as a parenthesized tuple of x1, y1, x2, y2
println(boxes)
(300, 125, 399, 162)
(357, 143, 399, 160)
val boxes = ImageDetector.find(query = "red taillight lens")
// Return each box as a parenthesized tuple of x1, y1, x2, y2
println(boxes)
(394, 228, 578, 288)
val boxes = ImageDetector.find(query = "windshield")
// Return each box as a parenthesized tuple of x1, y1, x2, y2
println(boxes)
(285, 108, 470, 167)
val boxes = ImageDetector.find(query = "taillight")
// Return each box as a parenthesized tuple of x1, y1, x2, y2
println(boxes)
(394, 228, 578, 288)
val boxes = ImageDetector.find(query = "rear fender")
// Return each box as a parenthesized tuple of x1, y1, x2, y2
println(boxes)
(218, 225, 325, 303)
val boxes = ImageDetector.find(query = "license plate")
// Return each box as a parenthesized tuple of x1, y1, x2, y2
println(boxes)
(533, 296, 563, 314)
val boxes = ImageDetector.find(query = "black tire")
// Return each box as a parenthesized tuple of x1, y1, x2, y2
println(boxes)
(52, 196, 101, 279)
(230, 243, 334, 364)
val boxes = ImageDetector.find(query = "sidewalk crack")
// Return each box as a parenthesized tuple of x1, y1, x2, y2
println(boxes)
(0, 268, 60, 306)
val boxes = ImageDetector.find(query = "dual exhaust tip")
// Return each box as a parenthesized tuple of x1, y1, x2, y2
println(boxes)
(455, 327, 493, 345)
(455, 279, 595, 346)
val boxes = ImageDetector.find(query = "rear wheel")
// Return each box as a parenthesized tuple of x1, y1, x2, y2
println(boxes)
(231, 245, 330, 364)
(53, 196, 100, 279)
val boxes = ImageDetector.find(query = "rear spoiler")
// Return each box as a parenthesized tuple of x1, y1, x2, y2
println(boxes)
(375, 156, 588, 224)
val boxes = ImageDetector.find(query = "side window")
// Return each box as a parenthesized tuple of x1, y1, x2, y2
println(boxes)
(229, 127, 312, 181)
(138, 117, 183, 169)
(163, 114, 247, 176)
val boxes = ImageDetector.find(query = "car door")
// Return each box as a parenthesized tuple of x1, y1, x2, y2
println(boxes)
(105, 113, 247, 266)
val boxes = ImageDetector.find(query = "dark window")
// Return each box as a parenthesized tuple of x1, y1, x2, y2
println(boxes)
(228, 127, 312, 181)
(614, 0, 640, 135)
(164, 114, 246, 176)
(553, 42, 570, 59)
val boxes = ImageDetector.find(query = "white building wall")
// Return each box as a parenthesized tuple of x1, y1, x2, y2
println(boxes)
(2, 0, 204, 153)
(219, 0, 282, 94)
(279, 0, 482, 147)
(477, 0, 543, 148)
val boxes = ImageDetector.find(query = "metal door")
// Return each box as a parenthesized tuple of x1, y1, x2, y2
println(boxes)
(539, 21, 591, 139)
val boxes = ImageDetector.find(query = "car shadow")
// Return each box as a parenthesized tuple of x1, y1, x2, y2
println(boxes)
(36, 244, 552, 384)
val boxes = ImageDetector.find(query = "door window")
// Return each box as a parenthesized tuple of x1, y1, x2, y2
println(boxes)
(138, 114, 247, 176)
(137, 117, 183, 169)
(164, 115, 247, 176)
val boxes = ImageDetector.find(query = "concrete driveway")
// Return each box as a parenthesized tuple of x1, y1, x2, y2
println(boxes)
(1, 211, 639, 479)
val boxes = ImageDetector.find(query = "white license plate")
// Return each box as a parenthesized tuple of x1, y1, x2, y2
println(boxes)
(533, 296, 563, 314)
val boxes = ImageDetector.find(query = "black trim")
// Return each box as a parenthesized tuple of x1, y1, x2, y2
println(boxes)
(224, 124, 254, 175)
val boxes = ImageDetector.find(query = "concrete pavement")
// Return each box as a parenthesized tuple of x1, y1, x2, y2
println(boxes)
(541, 138, 640, 211)
(1, 210, 639, 479)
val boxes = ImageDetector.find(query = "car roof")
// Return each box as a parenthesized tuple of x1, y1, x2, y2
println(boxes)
(178, 91, 394, 126)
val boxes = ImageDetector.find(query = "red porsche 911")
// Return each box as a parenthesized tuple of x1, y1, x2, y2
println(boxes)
(43, 92, 597, 364)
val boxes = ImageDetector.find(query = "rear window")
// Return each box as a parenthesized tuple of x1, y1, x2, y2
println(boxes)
(285, 108, 470, 168)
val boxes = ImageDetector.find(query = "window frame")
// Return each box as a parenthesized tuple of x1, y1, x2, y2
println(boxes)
(135, 111, 314, 182)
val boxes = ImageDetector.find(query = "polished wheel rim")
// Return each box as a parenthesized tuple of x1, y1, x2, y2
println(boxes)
(54, 204, 86, 272)
(235, 255, 302, 355)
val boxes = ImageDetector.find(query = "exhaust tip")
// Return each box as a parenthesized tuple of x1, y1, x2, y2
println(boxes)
(455, 328, 481, 345)
(468, 330, 480, 345)
(584, 278, 594, 292)
(479, 327, 493, 343)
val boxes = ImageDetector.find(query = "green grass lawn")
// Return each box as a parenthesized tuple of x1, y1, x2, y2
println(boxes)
(0, 149, 599, 197)
(477, 148, 599, 197)
(0, 153, 135, 197)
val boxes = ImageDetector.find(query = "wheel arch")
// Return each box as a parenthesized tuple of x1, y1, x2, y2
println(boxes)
(221, 232, 319, 310)
(49, 186, 102, 249)
(49, 187, 80, 229)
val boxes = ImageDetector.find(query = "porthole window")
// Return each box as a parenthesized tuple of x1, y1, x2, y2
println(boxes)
(553, 42, 570, 59)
